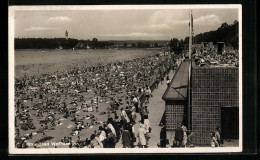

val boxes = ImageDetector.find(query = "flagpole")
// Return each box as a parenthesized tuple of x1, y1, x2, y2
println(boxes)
(189, 10, 192, 59)
(188, 10, 192, 130)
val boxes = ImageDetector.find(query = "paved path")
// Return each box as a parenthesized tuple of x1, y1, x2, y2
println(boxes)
(115, 69, 176, 148)
(146, 69, 175, 147)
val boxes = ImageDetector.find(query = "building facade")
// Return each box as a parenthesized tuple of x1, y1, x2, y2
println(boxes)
(162, 60, 189, 145)
(191, 66, 239, 145)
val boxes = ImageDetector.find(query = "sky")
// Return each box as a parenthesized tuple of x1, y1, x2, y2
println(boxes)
(14, 8, 239, 40)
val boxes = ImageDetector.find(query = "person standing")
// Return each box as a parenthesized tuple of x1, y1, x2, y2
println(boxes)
(159, 123, 167, 148)
(137, 123, 147, 148)
(98, 126, 107, 147)
(121, 124, 131, 148)
(174, 123, 184, 147)
(215, 127, 223, 146)
(155, 77, 159, 89)
(144, 86, 151, 103)
(108, 117, 120, 141)
(110, 98, 115, 112)
(120, 107, 130, 124)
(167, 79, 171, 87)
(142, 105, 149, 121)
(181, 124, 188, 147)
(186, 129, 194, 147)
(106, 128, 117, 148)
(143, 105, 150, 135)
(132, 95, 139, 113)
(166, 75, 170, 81)
(131, 106, 137, 124)
(95, 104, 99, 112)
(107, 121, 116, 137)
(127, 122, 135, 148)
(139, 102, 144, 120)
(210, 132, 219, 147)
(161, 76, 164, 85)
(125, 106, 133, 123)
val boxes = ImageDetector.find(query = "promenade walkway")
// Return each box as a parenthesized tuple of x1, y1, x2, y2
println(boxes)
(144, 69, 175, 147)
(115, 69, 176, 148)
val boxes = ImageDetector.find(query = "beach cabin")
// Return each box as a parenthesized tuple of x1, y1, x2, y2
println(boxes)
(162, 60, 189, 146)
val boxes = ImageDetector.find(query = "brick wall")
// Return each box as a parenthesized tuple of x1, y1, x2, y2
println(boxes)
(191, 67, 239, 145)
(165, 102, 185, 131)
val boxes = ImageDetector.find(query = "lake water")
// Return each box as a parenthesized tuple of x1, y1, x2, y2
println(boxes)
(14, 49, 160, 78)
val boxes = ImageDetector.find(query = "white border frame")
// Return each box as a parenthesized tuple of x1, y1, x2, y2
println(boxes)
(8, 5, 242, 154)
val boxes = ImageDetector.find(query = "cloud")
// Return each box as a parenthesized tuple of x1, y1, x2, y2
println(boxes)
(24, 27, 59, 31)
(194, 14, 221, 25)
(150, 24, 171, 29)
(47, 16, 72, 23)
(131, 10, 189, 34)
(147, 11, 221, 28)
(149, 10, 189, 25)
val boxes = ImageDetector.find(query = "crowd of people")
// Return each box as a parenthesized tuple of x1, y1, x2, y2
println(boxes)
(158, 122, 194, 148)
(210, 127, 223, 147)
(158, 123, 223, 148)
(14, 52, 180, 148)
(193, 46, 239, 67)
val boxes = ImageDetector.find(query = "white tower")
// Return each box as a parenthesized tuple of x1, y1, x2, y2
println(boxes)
(65, 30, 68, 40)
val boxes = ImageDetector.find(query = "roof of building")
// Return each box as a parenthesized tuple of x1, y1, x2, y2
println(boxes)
(162, 60, 189, 101)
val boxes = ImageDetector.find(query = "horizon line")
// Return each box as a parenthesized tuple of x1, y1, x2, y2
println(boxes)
(14, 37, 173, 41)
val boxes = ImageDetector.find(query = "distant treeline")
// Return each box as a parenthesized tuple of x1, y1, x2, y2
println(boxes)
(14, 38, 114, 49)
(194, 21, 239, 49)
(168, 38, 186, 54)
(14, 37, 168, 49)
(168, 21, 239, 53)
(15, 21, 238, 50)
